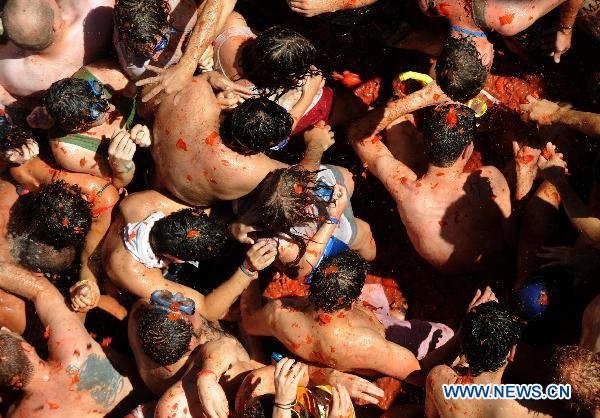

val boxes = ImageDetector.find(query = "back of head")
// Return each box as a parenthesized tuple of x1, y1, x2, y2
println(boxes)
(149, 209, 227, 262)
(220, 97, 292, 155)
(0, 334, 34, 390)
(310, 251, 368, 312)
(115, 0, 171, 56)
(3, 0, 55, 51)
(0, 122, 32, 153)
(44, 78, 109, 132)
(436, 35, 488, 102)
(244, 26, 320, 94)
(11, 237, 76, 273)
(422, 103, 475, 167)
(12, 180, 92, 249)
(461, 301, 522, 376)
(552, 345, 600, 412)
(137, 305, 193, 365)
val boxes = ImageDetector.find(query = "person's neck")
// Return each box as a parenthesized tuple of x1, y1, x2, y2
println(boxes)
(23, 361, 51, 393)
(471, 367, 505, 385)
(424, 163, 465, 181)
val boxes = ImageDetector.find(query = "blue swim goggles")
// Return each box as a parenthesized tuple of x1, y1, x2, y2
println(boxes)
(150, 289, 195, 315)
(144, 28, 177, 59)
(86, 79, 109, 121)
(270, 137, 290, 151)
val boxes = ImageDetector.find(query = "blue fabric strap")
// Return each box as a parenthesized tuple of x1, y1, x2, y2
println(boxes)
(450, 25, 487, 38)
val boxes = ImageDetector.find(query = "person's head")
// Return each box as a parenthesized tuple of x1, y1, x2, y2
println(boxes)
(436, 35, 490, 102)
(42, 78, 111, 132)
(2, 0, 57, 51)
(461, 301, 522, 376)
(310, 251, 368, 312)
(422, 103, 475, 168)
(0, 122, 32, 154)
(11, 180, 92, 250)
(148, 209, 227, 263)
(0, 330, 35, 390)
(243, 26, 320, 94)
(552, 345, 600, 412)
(10, 236, 77, 274)
(115, 0, 173, 59)
(220, 97, 292, 156)
(137, 304, 194, 365)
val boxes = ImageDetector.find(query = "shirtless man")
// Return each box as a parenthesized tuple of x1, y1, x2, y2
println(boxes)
(0, 262, 134, 417)
(8, 155, 120, 311)
(241, 250, 496, 387)
(151, 69, 338, 207)
(102, 188, 278, 322)
(424, 300, 564, 418)
(350, 103, 517, 274)
(0, 0, 114, 102)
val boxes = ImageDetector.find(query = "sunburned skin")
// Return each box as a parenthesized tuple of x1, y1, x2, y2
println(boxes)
(152, 74, 296, 207)
(0, 0, 115, 99)
(0, 265, 133, 418)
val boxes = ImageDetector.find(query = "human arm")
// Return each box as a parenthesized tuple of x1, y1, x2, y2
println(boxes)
(0, 263, 94, 360)
(288, 73, 324, 131)
(286, 0, 378, 17)
(299, 121, 335, 172)
(135, 0, 237, 102)
(521, 96, 600, 139)
(538, 143, 600, 245)
(551, 0, 584, 63)
(240, 279, 275, 336)
(308, 368, 384, 404)
(197, 337, 245, 418)
(328, 385, 356, 418)
(480, 165, 515, 245)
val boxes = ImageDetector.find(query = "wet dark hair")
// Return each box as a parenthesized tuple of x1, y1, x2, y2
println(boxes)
(13, 180, 92, 249)
(220, 97, 292, 156)
(0, 334, 34, 390)
(11, 238, 76, 274)
(422, 103, 475, 167)
(242, 26, 321, 95)
(137, 305, 192, 365)
(436, 35, 488, 102)
(461, 301, 522, 376)
(115, 0, 171, 56)
(44, 78, 109, 132)
(3, 0, 55, 51)
(149, 209, 227, 261)
(238, 166, 335, 266)
(551, 345, 600, 411)
(0, 122, 32, 153)
(310, 251, 368, 312)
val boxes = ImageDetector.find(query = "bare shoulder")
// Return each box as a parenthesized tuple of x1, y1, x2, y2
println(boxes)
(479, 165, 508, 185)
(119, 190, 166, 221)
(428, 364, 457, 388)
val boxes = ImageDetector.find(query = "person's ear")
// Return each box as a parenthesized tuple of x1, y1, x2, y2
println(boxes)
(462, 142, 474, 160)
(27, 106, 55, 130)
(507, 345, 517, 362)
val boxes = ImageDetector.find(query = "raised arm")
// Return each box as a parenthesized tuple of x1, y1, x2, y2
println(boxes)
(521, 96, 600, 139)
(287, 0, 378, 17)
(136, 0, 237, 102)
(552, 0, 584, 63)
(240, 280, 276, 337)
(0, 263, 94, 360)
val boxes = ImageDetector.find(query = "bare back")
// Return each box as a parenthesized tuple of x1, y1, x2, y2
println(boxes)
(152, 76, 285, 207)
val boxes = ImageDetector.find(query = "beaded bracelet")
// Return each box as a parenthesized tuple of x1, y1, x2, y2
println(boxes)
(239, 260, 257, 278)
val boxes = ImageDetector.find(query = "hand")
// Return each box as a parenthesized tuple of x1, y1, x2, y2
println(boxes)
(129, 124, 151, 148)
(519, 96, 565, 125)
(198, 370, 229, 418)
(69, 280, 100, 312)
(198, 45, 215, 72)
(287, 0, 336, 16)
(108, 130, 136, 174)
(467, 286, 497, 313)
(216, 90, 245, 110)
(304, 121, 335, 153)
(537, 142, 568, 182)
(328, 384, 355, 418)
(206, 71, 254, 98)
(274, 358, 307, 405)
(327, 184, 349, 220)
(301, 70, 325, 99)
(2, 138, 39, 165)
(245, 240, 278, 271)
(135, 63, 195, 103)
(328, 371, 384, 405)
(229, 222, 262, 244)
(550, 29, 572, 64)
